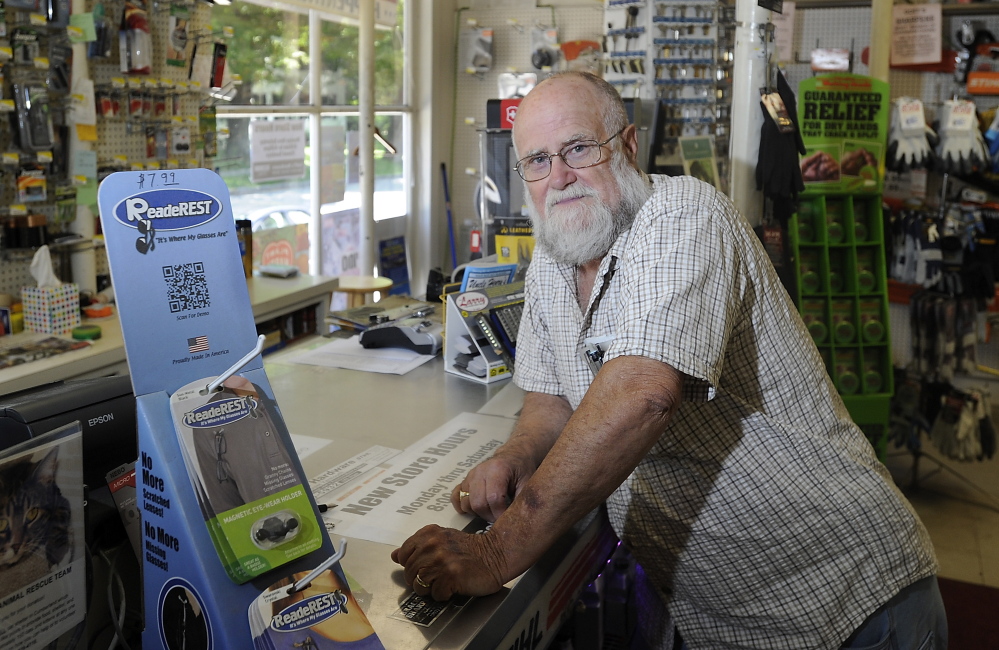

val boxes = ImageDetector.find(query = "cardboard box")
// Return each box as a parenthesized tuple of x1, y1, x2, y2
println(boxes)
(21, 283, 80, 334)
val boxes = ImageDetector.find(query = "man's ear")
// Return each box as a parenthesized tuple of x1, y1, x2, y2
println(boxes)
(622, 124, 639, 166)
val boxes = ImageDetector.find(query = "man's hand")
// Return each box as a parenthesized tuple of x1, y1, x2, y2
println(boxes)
(391, 525, 508, 601)
(450, 452, 534, 522)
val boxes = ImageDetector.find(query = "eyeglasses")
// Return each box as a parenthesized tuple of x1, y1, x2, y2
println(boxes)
(215, 429, 231, 483)
(513, 126, 627, 182)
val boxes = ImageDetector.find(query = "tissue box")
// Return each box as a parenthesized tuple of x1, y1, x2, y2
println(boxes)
(21, 284, 80, 334)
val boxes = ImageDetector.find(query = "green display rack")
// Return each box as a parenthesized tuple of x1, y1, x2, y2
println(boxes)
(790, 192, 893, 460)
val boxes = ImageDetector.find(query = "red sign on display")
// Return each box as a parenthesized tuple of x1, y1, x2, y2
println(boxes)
(500, 99, 521, 129)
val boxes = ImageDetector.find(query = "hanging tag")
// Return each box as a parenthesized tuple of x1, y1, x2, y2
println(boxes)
(248, 565, 385, 648)
(761, 90, 797, 135)
(945, 99, 976, 133)
(897, 98, 926, 134)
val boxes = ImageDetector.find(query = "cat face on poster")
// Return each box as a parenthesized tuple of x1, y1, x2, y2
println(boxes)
(0, 448, 73, 585)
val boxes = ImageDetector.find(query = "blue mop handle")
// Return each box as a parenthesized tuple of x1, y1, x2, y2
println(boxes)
(441, 162, 458, 269)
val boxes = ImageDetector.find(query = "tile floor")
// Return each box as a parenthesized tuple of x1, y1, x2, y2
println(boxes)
(883, 446, 999, 588)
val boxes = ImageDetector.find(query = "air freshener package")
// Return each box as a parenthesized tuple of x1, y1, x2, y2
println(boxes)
(171, 375, 323, 583)
(249, 564, 384, 649)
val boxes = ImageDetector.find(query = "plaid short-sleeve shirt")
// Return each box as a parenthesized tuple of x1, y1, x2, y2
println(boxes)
(513, 175, 936, 649)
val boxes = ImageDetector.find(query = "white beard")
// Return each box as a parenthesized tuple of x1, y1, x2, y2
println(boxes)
(526, 155, 651, 267)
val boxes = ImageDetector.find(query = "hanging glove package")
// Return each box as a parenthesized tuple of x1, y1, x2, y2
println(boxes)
(935, 99, 989, 175)
(756, 70, 806, 205)
(887, 97, 936, 172)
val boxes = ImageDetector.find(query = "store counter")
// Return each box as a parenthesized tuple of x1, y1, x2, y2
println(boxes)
(263, 344, 616, 650)
(0, 274, 338, 397)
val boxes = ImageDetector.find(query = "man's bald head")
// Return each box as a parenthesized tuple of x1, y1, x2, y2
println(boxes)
(513, 72, 631, 158)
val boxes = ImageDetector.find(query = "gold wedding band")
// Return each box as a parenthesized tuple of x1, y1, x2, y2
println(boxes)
(459, 490, 471, 500)
(414, 574, 431, 589)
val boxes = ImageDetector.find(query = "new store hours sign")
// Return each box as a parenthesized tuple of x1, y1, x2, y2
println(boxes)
(797, 73, 890, 194)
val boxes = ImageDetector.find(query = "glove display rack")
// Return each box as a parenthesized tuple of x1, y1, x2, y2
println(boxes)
(603, 0, 736, 188)
(790, 194, 894, 459)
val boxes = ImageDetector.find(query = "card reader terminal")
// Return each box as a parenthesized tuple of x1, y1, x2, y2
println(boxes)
(360, 317, 443, 355)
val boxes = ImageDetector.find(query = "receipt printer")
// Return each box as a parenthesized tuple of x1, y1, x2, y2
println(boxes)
(360, 317, 443, 355)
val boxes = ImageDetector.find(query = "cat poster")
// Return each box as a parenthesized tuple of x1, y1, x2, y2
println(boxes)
(0, 423, 86, 649)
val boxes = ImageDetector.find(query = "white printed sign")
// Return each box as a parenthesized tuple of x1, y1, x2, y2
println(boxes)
(321, 413, 514, 546)
(891, 4, 941, 66)
(249, 119, 306, 183)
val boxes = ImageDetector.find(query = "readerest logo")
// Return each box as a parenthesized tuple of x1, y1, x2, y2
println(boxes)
(270, 591, 348, 632)
(113, 189, 221, 231)
(183, 396, 256, 428)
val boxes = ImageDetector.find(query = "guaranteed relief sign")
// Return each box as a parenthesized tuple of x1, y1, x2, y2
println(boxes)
(797, 73, 890, 194)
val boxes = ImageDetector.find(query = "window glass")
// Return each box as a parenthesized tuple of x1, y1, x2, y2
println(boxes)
(211, 4, 310, 106)
(319, 12, 404, 106)
(320, 113, 405, 221)
(218, 116, 311, 222)
(212, 2, 403, 107)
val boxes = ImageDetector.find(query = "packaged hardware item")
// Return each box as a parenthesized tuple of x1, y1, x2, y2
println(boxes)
(170, 375, 323, 583)
(13, 83, 54, 151)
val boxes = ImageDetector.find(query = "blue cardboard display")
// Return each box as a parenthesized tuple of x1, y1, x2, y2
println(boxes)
(97, 170, 360, 647)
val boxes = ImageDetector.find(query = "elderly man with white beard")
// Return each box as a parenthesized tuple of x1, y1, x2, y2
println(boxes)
(392, 72, 945, 650)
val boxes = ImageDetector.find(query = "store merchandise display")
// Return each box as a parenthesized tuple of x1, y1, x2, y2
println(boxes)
(934, 98, 990, 175)
(1, 6, 76, 246)
(603, 0, 736, 186)
(89, 0, 224, 180)
(886, 98, 937, 172)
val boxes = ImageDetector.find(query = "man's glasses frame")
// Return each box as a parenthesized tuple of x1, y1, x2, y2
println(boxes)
(513, 126, 627, 182)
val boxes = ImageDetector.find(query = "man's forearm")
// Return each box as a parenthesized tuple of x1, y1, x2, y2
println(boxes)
(495, 391, 573, 470)
(485, 356, 682, 579)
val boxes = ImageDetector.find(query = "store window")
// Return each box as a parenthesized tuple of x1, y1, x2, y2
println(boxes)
(211, 0, 408, 273)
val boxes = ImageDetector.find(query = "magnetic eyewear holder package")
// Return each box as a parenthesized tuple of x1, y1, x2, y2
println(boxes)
(97, 170, 373, 647)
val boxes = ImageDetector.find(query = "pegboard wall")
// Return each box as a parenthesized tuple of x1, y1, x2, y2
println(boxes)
(778, 5, 872, 93)
(1, 0, 219, 299)
(780, 6, 999, 126)
(89, 0, 215, 170)
(449, 1, 605, 264)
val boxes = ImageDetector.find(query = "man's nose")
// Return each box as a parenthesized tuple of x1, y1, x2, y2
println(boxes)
(547, 154, 576, 190)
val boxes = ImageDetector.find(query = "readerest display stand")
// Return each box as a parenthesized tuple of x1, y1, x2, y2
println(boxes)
(97, 170, 350, 647)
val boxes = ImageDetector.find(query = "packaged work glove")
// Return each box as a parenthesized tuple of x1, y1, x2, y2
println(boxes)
(935, 99, 989, 175)
(887, 97, 936, 172)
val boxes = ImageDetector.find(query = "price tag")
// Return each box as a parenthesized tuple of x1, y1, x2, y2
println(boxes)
(946, 100, 976, 132)
(898, 99, 926, 132)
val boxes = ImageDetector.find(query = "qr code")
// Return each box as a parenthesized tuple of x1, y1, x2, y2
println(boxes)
(164, 263, 211, 313)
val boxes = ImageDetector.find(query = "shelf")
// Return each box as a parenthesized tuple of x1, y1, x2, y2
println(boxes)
(795, 0, 999, 15)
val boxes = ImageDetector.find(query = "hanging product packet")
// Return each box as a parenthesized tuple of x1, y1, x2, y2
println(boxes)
(170, 374, 323, 583)
(249, 560, 385, 650)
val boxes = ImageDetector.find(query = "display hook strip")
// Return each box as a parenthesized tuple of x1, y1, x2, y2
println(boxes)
(289, 538, 349, 594)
